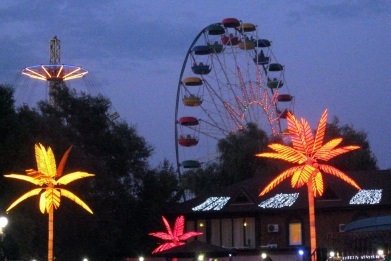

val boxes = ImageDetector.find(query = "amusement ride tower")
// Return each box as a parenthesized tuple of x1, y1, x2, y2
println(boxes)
(21, 36, 89, 105)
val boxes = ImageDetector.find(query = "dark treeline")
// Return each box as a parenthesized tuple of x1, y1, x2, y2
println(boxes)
(0, 83, 378, 261)
(0, 83, 182, 261)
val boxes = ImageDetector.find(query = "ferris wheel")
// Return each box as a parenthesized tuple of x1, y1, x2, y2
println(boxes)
(175, 17, 294, 173)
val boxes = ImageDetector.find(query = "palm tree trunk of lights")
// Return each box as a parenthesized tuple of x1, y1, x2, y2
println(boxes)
(48, 206, 54, 261)
(307, 178, 317, 261)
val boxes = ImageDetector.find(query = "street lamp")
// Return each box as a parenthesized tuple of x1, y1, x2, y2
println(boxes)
(329, 251, 342, 261)
(377, 249, 384, 260)
(0, 217, 8, 242)
(0, 217, 8, 261)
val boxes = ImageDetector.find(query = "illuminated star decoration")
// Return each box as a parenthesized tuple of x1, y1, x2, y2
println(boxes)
(350, 189, 382, 205)
(192, 197, 230, 211)
(149, 215, 203, 254)
(258, 193, 299, 209)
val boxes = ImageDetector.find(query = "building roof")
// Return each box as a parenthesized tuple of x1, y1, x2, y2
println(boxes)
(344, 215, 391, 232)
(169, 169, 391, 216)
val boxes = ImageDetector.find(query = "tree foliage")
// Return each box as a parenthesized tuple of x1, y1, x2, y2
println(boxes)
(180, 162, 223, 197)
(325, 116, 378, 171)
(217, 122, 270, 184)
(180, 115, 379, 198)
(0, 83, 181, 261)
(180, 123, 273, 197)
(0, 82, 380, 260)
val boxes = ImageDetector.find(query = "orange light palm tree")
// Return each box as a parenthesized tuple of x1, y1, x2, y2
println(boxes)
(4, 143, 94, 261)
(149, 215, 203, 254)
(256, 109, 361, 261)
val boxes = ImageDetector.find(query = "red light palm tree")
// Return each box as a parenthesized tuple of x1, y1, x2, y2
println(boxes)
(5, 143, 94, 261)
(256, 109, 361, 261)
(149, 215, 203, 254)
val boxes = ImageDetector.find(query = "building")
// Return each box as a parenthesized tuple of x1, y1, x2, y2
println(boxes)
(166, 169, 391, 261)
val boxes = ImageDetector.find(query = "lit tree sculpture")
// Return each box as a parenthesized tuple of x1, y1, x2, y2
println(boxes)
(4, 143, 94, 261)
(256, 109, 361, 261)
(149, 215, 203, 254)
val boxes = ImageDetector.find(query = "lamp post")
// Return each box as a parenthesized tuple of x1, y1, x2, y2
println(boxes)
(0, 217, 7, 242)
(328, 251, 341, 261)
(377, 249, 385, 260)
(0, 217, 8, 261)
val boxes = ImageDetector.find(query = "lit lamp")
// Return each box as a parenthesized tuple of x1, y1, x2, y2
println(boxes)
(329, 251, 342, 261)
(0, 217, 8, 242)
(377, 249, 384, 260)
(298, 249, 304, 261)
(328, 251, 335, 261)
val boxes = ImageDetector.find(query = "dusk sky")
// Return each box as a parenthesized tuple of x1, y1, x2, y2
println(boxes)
(1, 1, 390, 170)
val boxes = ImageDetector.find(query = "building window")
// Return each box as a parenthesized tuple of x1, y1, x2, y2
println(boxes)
(233, 218, 245, 247)
(233, 218, 255, 248)
(243, 217, 255, 247)
(207, 217, 256, 248)
(289, 222, 302, 245)
(197, 219, 206, 242)
(211, 219, 221, 246)
(221, 218, 233, 247)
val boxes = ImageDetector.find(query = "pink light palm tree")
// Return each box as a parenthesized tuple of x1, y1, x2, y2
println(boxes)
(149, 215, 203, 254)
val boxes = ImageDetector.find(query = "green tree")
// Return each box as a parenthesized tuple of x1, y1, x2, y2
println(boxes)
(217, 122, 270, 185)
(0, 85, 17, 175)
(180, 162, 222, 197)
(325, 116, 378, 170)
(0, 83, 170, 261)
(180, 123, 272, 197)
(133, 160, 182, 254)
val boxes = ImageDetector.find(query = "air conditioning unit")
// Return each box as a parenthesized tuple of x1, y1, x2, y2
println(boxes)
(339, 224, 345, 232)
(267, 244, 278, 248)
(267, 224, 279, 233)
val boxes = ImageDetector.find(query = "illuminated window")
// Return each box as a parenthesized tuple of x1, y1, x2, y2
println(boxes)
(289, 222, 302, 245)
